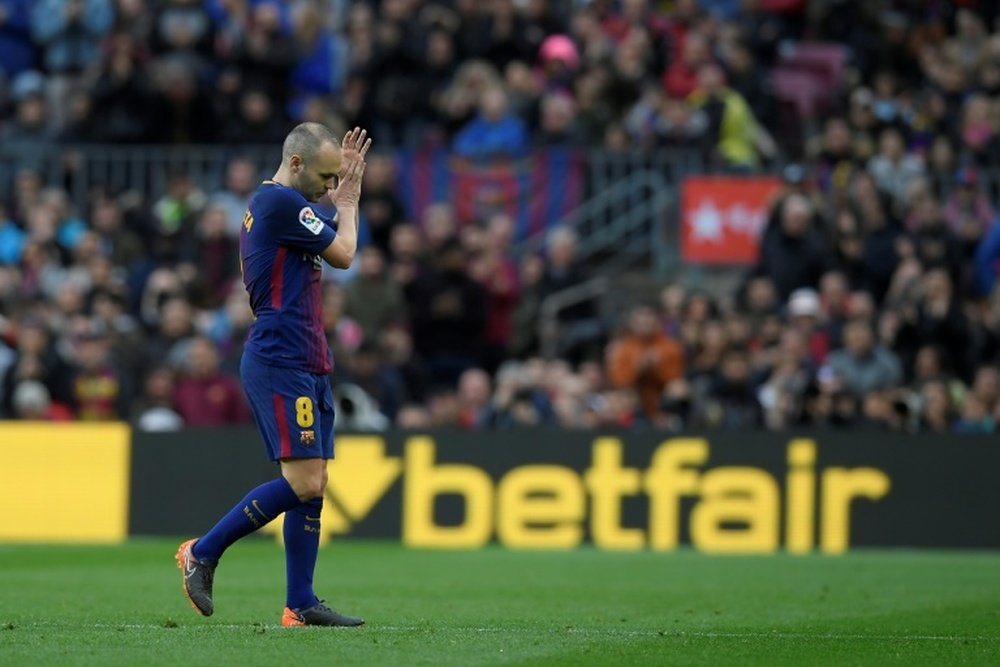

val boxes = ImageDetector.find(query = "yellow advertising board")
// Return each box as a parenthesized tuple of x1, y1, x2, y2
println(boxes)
(0, 422, 130, 542)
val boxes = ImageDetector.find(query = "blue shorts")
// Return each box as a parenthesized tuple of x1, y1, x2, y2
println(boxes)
(240, 352, 335, 461)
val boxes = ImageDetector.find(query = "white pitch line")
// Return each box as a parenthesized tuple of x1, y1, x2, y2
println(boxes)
(10, 623, 1000, 642)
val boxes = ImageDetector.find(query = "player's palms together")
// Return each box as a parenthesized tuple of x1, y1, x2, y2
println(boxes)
(331, 127, 372, 209)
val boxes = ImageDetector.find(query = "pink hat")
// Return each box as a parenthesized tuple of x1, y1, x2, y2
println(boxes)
(539, 35, 580, 70)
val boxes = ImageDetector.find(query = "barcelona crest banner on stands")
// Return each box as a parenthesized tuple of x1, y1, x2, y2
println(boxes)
(681, 176, 783, 265)
(396, 149, 584, 240)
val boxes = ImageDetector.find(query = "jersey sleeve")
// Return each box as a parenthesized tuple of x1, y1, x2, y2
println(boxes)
(266, 190, 337, 256)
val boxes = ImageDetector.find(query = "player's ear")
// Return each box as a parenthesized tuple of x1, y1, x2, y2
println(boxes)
(290, 154, 302, 173)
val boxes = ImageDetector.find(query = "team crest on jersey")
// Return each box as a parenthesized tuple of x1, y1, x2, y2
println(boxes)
(300, 430, 316, 445)
(298, 207, 324, 235)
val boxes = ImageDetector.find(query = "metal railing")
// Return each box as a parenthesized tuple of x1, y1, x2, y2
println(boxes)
(586, 148, 705, 195)
(512, 169, 676, 277)
(5, 144, 997, 283)
(537, 275, 610, 360)
(0, 143, 277, 208)
(0, 143, 688, 277)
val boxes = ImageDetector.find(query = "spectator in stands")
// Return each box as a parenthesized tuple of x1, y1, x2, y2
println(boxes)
(538, 226, 602, 360)
(0, 201, 26, 265)
(785, 288, 831, 365)
(90, 33, 153, 143)
(31, 0, 114, 116)
(489, 361, 557, 428)
(468, 214, 520, 373)
(860, 388, 910, 432)
(509, 253, 544, 359)
(422, 203, 457, 256)
(942, 167, 995, 257)
(90, 192, 146, 269)
(537, 32, 580, 91)
(606, 304, 684, 425)
(386, 223, 425, 300)
(172, 335, 247, 426)
(758, 328, 814, 430)
(209, 156, 259, 239)
(534, 91, 580, 146)
(653, 95, 708, 151)
(970, 365, 1000, 413)
(568, 6, 609, 68)
(435, 59, 502, 138)
(849, 174, 902, 302)
(360, 155, 407, 257)
(975, 217, 1000, 297)
(688, 63, 774, 171)
(418, 28, 460, 136)
(410, 237, 486, 386)
(1, 317, 72, 417)
(182, 203, 239, 309)
(742, 276, 779, 325)
(68, 324, 128, 420)
(57, 85, 101, 143)
(953, 392, 995, 434)
(959, 93, 997, 169)
(663, 29, 710, 99)
(845, 87, 879, 163)
(897, 269, 974, 383)
(223, 86, 288, 144)
(692, 347, 763, 430)
(147, 56, 218, 143)
(11, 378, 72, 420)
(344, 246, 405, 343)
(825, 319, 902, 398)
(867, 127, 926, 209)
(3, 0, 1000, 436)
(231, 1, 294, 107)
(681, 299, 725, 380)
(0, 71, 54, 149)
(153, 0, 213, 65)
(0, 0, 35, 80)
(337, 339, 405, 425)
(453, 86, 528, 157)
(754, 194, 830, 300)
(150, 171, 206, 262)
(379, 325, 428, 407)
(131, 365, 183, 431)
(422, 384, 461, 427)
(396, 403, 432, 429)
(908, 193, 964, 290)
(813, 116, 857, 198)
(143, 294, 195, 372)
(917, 379, 954, 433)
(457, 367, 492, 428)
(333, 380, 390, 431)
(819, 270, 851, 337)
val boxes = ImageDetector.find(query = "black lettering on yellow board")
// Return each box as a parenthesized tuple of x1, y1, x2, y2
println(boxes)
(263, 435, 890, 554)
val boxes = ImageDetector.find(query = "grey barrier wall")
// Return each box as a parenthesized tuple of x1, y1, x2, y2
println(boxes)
(129, 430, 1000, 552)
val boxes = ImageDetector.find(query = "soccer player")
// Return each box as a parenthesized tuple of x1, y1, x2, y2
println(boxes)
(176, 123, 371, 627)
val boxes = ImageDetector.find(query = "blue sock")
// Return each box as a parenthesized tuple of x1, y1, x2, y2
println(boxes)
(283, 496, 323, 610)
(193, 477, 301, 561)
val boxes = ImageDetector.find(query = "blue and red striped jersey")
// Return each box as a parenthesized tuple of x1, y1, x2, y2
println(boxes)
(240, 181, 337, 374)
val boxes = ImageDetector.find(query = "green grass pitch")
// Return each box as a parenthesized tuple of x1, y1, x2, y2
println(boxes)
(0, 540, 998, 666)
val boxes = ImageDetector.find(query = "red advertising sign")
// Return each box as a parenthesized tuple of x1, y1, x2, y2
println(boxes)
(681, 176, 783, 265)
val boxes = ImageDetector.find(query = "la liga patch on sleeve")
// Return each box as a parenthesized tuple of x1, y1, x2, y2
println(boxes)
(299, 207, 324, 235)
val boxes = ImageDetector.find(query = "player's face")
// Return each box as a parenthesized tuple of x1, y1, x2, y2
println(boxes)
(293, 143, 342, 202)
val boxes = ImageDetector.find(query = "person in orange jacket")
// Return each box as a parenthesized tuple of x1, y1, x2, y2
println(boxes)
(606, 304, 684, 422)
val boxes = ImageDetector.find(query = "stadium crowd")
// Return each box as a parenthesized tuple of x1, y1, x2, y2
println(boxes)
(1, 0, 1000, 433)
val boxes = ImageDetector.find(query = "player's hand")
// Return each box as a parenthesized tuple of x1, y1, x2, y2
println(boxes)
(330, 127, 371, 209)
(340, 127, 372, 177)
